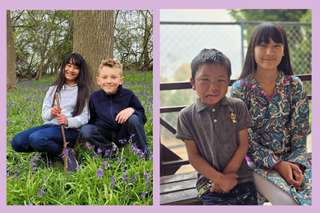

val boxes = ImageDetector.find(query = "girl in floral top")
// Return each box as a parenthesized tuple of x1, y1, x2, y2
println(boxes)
(230, 22, 311, 205)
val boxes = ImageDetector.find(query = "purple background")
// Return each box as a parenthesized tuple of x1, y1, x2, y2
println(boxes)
(1, 0, 318, 212)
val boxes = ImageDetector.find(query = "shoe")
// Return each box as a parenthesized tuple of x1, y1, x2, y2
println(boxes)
(61, 148, 78, 171)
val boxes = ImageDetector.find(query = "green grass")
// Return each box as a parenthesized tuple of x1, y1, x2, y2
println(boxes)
(6, 71, 153, 205)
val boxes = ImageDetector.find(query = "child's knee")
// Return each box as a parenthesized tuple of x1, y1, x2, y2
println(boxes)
(11, 136, 23, 152)
(79, 124, 94, 139)
(127, 114, 143, 126)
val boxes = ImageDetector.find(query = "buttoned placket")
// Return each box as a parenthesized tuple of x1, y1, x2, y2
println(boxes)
(211, 107, 219, 133)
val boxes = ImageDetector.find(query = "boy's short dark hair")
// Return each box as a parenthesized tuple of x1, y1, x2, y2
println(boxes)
(191, 48, 231, 80)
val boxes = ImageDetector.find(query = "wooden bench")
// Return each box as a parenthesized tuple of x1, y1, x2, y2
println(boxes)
(160, 152, 312, 205)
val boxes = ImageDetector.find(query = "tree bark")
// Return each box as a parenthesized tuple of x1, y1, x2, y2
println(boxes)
(73, 10, 114, 92)
(7, 10, 17, 90)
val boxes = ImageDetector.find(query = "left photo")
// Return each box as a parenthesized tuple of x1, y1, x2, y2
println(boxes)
(6, 10, 153, 205)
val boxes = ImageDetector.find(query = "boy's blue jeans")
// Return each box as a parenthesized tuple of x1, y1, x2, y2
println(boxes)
(80, 114, 148, 152)
(11, 124, 78, 155)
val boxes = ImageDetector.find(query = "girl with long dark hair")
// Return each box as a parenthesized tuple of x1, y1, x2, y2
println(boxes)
(11, 53, 90, 171)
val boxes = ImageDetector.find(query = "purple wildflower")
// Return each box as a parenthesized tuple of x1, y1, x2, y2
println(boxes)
(122, 158, 125, 163)
(122, 171, 128, 183)
(103, 161, 108, 170)
(28, 197, 34, 206)
(113, 145, 117, 151)
(67, 171, 71, 174)
(149, 153, 153, 160)
(96, 168, 103, 179)
(117, 157, 121, 163)
(111, 175, 116, 186)
(94, 154, 98, 158)
(141, 192, 148, 199)
(49, 159, 53, 169)
(144, 173, 151, 183)
(105, 149, 110, 156)
(77, 165, 82, 170)
(97, 148, 102, 153)
(43, 175, 47, 184)
(39, 190, 45, 198)
(119, 139, 124, 144)
(26, 97, 31, 101)
(126, 190, 130, 195)
(19, 164, 23, 169)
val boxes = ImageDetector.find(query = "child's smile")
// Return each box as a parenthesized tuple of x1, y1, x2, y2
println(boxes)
(97, 66, 124, 94)
(191, 64, 230, 107)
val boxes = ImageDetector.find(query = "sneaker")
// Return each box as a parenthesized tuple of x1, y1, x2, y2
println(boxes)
(61, 148, 78, 171)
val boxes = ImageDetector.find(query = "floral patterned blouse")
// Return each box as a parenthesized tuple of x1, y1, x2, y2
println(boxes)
(230, 71, 311, 205)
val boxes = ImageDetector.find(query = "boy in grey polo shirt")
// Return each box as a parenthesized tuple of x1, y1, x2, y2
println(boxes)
(176, 49, 258, 205)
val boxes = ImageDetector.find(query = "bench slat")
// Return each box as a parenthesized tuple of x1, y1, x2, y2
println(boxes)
(160, 171, 197, 184)
(160, 188, 201, 205)
(161, 179, 197, 194)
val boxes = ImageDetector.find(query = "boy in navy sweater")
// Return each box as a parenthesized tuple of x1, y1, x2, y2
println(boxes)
(80, 59, 148, 157)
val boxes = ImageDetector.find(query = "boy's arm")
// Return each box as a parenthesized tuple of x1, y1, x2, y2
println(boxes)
(88, 96, 96, 124)
(185, 139, 238, 192)
(222, 128, 249, 174)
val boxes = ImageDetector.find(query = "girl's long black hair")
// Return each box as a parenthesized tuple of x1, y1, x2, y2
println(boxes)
(239, 22, 294, 80)
(51, 53, 90, 117)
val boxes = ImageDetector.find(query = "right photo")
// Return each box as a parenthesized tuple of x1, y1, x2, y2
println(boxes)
(159, 9, 312, 206)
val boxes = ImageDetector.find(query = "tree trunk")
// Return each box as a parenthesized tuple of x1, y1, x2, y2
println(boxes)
(7, 10, 17, 90)
(35, 11, 57, 80)
(73, 10, 114, 92)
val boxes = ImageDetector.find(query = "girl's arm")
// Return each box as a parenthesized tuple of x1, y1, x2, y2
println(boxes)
(65, 103, 89, 129)
(41, 86, 56, 122)
(286, 77, 311, 169)
(222, 128, 248, 174)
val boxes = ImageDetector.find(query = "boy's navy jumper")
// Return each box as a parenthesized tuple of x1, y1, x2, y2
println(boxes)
(80, 85, 148, 153)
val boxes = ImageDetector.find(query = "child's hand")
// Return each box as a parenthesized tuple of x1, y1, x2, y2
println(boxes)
(217, 173, 238, 192)
(51, 106, 62, 116)
(57, 114, 68, 126)
(115, 108, 134, 124)
(210, 182, 227, 194)
(274, 161, 302, 189)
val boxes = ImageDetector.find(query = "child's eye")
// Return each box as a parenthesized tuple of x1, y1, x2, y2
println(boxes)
(202, 78, 209, 81)
(218, 79, 225, 82)
(259, 44, 267, 47)
(274, 44, 282, 47)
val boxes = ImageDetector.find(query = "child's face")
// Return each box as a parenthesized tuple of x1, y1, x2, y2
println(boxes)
(254, 38, 284, 72)
(190, 64, 230, 108)
(97, 66, 124, 94)
(64, 60, 80, 86)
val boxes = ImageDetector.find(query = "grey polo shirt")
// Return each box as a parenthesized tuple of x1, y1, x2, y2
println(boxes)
(175, 96, 254, 192)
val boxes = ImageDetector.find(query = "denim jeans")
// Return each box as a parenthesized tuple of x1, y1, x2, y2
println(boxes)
(200, 181, 258, 205)
(80, 114, 148, 152)
(11, 124, 79, 155)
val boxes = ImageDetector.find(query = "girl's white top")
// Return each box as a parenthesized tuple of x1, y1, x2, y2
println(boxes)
(41, 84, 89, 130)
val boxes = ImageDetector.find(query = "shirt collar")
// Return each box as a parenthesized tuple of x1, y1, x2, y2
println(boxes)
(195, 96, 229, 112)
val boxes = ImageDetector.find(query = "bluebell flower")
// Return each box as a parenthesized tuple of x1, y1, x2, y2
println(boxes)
(77, 165, 82, 170)
(126, 191, 130, 195)
(97, 148, 102, 153)
(105, 149, 110, 156)
(119, 139, 124, 144)
(39, 190, 45, 198)
(113, 145, 117, 151)
(96, 168, 103, 179)
(111, 175, 116, 186)
(141, 192, 148, 199)
(94, 154, 98, 158)
(43, 175, 47, 184)
(117, 157, 120, 163)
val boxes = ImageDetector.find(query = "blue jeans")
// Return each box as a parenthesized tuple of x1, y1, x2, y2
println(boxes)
(201, 181, 258, 205)
(80, 114, 148, 152)
(11, 124, 79, 155)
